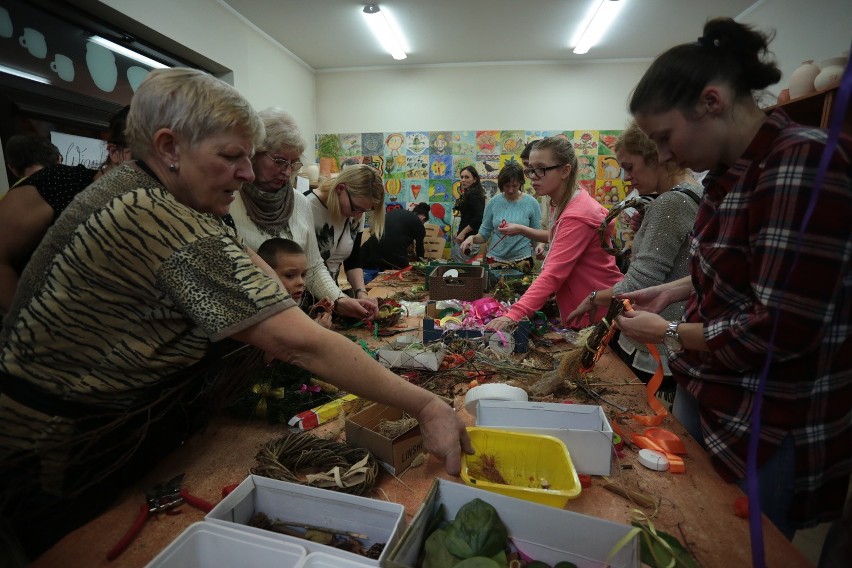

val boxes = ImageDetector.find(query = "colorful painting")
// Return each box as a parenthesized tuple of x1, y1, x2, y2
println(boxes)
(405, 131, 429, 155)
(316, 127, 625, 247)
(430, 131, 452, 155)
(339, 133, 361, 157)
(384, 132, 406, 156)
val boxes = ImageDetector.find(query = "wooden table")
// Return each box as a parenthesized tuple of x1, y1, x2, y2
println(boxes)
(33, 278, 813, 568)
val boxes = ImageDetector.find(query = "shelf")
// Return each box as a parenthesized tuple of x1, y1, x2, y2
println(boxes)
(765, 86, 851, 134)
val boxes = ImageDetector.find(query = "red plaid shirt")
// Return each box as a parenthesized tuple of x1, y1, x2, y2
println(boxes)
(672, 110, 852, 526)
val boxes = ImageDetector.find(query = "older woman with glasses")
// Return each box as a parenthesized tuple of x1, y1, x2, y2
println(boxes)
(487, 136, 622, 330)
(304, 164, 385, 312)
(0, 69, 469, 560)
(230, 108, 375, 320)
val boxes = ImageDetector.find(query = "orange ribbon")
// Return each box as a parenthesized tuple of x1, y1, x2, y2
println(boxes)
(609, 302, 687, 473)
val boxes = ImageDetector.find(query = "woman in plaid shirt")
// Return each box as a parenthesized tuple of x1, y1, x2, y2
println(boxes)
(616, 18, 851, 543)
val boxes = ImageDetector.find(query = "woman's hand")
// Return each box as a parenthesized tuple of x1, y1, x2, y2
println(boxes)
(314, 311, 333, 329)
(416, 397, 474, 476)
(485, 316, 515, 331)
(453, 233, 466, 243)
(616, 310, 667, 344)
(565, 296, 595, 327)
(616, 285, 671, 314)
(461, 236, 475, 254)
(497, 222, 524, 236)
(357, 295, 379, 319)
(334, 296, 369, 319)
(534, 243, 546, 260)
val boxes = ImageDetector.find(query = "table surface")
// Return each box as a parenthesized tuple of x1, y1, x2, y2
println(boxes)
(32, 277, 813, 568)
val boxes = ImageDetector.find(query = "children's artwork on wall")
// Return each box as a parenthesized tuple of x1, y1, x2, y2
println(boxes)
(476, 130, 499, 154)
(364, 155, 384, 173)
(476, 154, 500, 180)
(499, 130, 525, 154)
(452, 131, 476, 155)
(576, 154, 596, 181)
(429, 179, 452, 202)
(339, 133, 361, 156)
(429, 154, 452, 179)
(405, 131, 429, 155)
(597, 155, 622, 180)
(572, 130, 598, 155)
(385, 178, 403, 203)
(362, 132, 384, 155)
(384, 155, 407, 178)
(598, 130, 619, 155)
(384, 132, 406, 156)
(316, 127, 627, 250)
(430, 131, 452, 155)
(406, 155, 428, 178)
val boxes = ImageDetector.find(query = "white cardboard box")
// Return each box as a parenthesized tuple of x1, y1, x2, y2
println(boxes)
(206, 475, 405, 566)
(295, 551, 373, 567)
(475, 401, 613, 476)
(145, 521, 306, 568)
(386, 479, 639, 568)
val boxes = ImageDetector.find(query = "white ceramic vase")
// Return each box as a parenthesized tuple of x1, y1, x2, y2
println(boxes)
(814, 56, 847, 91)
(789, 60, 820, 99)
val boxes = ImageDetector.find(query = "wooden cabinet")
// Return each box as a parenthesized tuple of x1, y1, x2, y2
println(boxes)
(769, 86, 852, 135)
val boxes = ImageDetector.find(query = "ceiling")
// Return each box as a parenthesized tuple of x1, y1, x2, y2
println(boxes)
(221, 0, 758, 71)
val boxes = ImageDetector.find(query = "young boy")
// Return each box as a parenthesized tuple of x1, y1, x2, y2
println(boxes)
(257, 238, 332, 328)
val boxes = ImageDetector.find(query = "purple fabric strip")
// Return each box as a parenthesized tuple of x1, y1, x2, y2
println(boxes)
(747, 45, 852, 568)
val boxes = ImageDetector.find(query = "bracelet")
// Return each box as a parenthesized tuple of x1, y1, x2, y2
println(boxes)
(353, 288, 368, 297)
(588, 290, 597, 305)
(333, 295, 345, 312)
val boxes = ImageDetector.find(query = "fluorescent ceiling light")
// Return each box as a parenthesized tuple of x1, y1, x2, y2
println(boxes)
(573, 0, 625, 55)
(0, 64, 50, 84)
(362, 4, 407, 60)
(88, 36, 169, 69)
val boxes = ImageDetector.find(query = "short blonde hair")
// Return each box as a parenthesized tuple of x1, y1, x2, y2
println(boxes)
(257, 107, 306, 155)
(318, 164, 386, 239)
(126, 68, 264, 158)
(615, 120, 686, 177)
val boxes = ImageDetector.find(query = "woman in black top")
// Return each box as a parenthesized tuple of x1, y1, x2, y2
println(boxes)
(451, 165, 486, 262)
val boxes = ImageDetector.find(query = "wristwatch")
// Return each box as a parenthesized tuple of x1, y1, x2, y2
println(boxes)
(588, 290, 597, 305)
(663, 321, 683, 353)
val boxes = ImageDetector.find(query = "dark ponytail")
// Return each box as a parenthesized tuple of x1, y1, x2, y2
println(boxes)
(629, 18, 781, 116)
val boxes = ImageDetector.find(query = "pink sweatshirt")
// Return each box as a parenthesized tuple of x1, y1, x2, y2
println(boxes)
(506, 190, 622, 328)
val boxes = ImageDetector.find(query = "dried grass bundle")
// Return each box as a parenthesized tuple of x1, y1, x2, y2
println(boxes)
(253, 431, 378, 495)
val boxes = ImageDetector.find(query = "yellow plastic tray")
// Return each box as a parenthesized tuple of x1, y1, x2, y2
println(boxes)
(460, 427, 581, 508)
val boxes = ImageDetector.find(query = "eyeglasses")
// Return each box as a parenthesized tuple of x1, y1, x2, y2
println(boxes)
(344, 185, 370, 214)
(264, 153, 302, 172)
(524, 164, 564, 179)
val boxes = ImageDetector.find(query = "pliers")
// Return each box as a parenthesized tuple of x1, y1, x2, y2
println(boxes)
(106, 473, 214, 561)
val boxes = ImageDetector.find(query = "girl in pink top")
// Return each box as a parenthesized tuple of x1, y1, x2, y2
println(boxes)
(487, 137, 622, 330)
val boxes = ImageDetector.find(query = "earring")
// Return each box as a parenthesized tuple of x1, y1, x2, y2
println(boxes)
(169, 163, 178, 172)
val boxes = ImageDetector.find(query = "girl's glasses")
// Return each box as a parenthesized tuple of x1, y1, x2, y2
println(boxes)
(523, 164, 563, 179)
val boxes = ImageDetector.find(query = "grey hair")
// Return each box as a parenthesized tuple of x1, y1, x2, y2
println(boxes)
(257, 107, 306, 155)
(126, 68, 264, 158)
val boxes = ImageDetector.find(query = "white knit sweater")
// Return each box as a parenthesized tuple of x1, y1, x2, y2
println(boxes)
(230, 189, 342, 301)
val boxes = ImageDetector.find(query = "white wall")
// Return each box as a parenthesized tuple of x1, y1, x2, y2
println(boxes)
(98, 0, 319, 161)
(741, 0, 851, 95)
(316, 60, 651, 134)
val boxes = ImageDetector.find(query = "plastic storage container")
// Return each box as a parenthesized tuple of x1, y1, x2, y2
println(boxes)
(460, 427, 581, 507)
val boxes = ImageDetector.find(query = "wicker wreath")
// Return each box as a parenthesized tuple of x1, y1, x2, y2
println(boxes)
(598, 196, 648, 256)
(253, 431, 379, 496)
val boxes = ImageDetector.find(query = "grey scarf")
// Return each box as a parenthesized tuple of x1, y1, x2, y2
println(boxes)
(240, 182, 295, 236)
